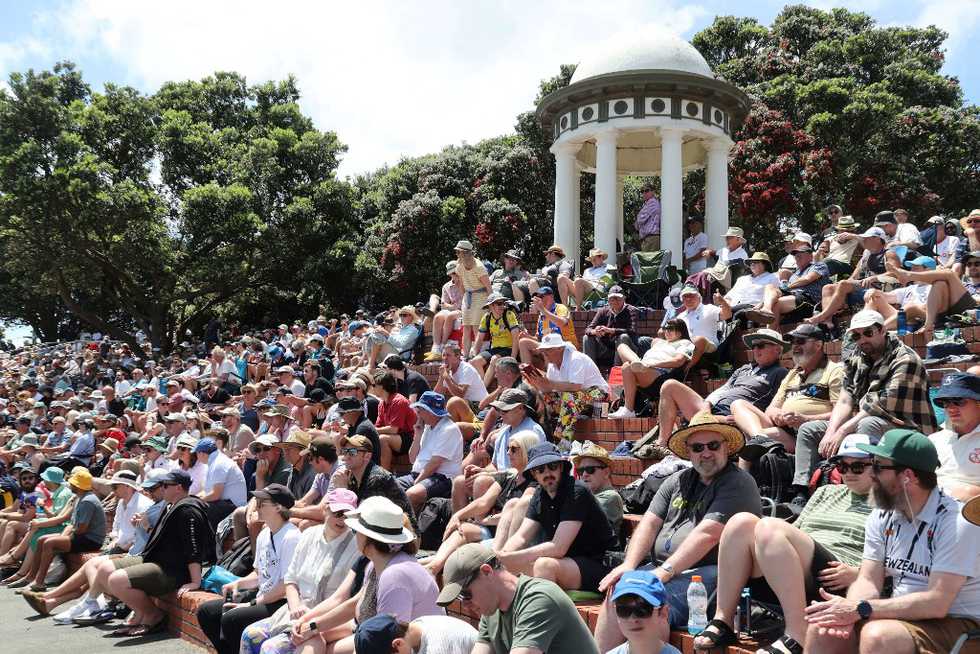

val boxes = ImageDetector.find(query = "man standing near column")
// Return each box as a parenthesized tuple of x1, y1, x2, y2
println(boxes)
(636, 181, 661, 252)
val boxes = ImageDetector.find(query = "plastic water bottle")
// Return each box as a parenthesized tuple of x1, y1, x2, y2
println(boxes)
(896, 309, 907, 336)
(687, 575, 708, 635)
(740, 587, 752, 634)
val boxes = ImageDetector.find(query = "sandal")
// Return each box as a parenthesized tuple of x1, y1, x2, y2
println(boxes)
(108, 624, 143, 638)
(692, 619, 739, 650)
(125, 616, 168, 637)
(756, 634, 803, 654)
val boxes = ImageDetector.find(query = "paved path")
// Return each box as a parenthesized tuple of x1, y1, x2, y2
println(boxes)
(0, 588, 201, 653)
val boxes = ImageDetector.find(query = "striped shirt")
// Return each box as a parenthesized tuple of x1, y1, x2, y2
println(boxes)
(796, 484, 872, 567)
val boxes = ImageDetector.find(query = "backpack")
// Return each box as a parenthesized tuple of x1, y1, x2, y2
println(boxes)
(417, 497, 453, 550)
(215, 536, 253, 577)
(749, 444, 796, 505)
(619, 473, 671, 514)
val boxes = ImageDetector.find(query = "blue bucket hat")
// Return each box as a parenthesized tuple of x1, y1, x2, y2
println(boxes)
(612, 570, 667, 607)
(522, 442, 569, 482)
(40, 467, 65, 485)
(904, 256, 937, 270)
(411, 391, 448, 418)
(933, 373, 980, 404)
(194, 437, 218, 455)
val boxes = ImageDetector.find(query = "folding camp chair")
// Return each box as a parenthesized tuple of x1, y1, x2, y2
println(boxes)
(620, 250, 678, 308)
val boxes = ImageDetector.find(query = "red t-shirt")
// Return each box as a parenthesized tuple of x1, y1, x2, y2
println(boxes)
(377, 393, 417, 435)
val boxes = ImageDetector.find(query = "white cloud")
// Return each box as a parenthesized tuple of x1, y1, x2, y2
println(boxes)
(0, 35, 50, 92)
(7, 0, 707, 176)
(912, 0, 980, 54)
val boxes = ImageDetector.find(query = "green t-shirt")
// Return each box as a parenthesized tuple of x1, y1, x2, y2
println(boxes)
(477, 575, 598, 654)
(594, 487, 624, 539)
(795, 484, 871, 567)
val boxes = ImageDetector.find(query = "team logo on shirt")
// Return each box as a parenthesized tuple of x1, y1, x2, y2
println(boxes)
(884, 556, 930, 577)
(970, 448, 980, 465)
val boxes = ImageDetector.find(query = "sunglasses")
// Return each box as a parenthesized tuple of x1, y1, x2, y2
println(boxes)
(176, 446, 192, 452)
(689, 440, 723, 453)
(936, 397, 973, 408)
(851, 327, 878, 340)
(533, 461, 563, 474)
(341, 447, 366, 457)
(576, 465, 607, 475)
(457, 566, 485, 601)
(161, 482, 181, 488)
(615, 601, 655, 620)
(872, 461, 904, 474)
(835, 461, 869, 474)
(252, 446, 273, 453)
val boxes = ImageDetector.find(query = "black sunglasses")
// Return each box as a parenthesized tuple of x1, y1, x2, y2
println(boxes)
(936, 397, 972, 408)
(576, 465, 607, 475)
(872, 461, 904, 474)
(533, 461, 563, 473)
(457, 565, 486, 601)
(835, 461, 869, 474)
(341, 447, 366, 457)
(176, 446, 192, 452)
(252, 446, 273, 453)
(689, 440, 723, 453)
(852, 327, 878, 340)
(615, 600, 655, 619)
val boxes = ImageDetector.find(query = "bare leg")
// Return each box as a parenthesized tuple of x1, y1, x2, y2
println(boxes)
(107, 569, 163, 625)
(657, 380, 710, 445)
(731, 398, 774, 437)
(378, 433, 402, 471)
(518, 336, 539, 364)
(573, 279, 592, 308)
(807, 280, 857, 325)
(754, 517, 817, 644)
(863, 289, 898, 329)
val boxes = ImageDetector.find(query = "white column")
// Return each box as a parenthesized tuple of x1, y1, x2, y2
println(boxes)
(551, 142, 581, 260)
(705, 138, 732, 251)
(660, 127, 685, 267)
(572, 162, 581, 264)
(616, 177, 625, 255)
(593, 128, 620, 259)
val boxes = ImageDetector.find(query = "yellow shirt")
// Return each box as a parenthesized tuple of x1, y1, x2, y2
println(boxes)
(536, 303, 578, 347)
(772, 361, 844, 415)
(455, 259, 489, 292)
(479, 310, 520, 350)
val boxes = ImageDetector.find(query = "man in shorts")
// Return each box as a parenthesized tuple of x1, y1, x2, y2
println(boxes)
(749, 246, 831, 326)
(106, 469, 214, 637)
(397, 392, 464, 511)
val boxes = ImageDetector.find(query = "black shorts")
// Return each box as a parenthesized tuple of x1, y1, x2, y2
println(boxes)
(748, 538, 838, 605)
(476, 347, 512, 362)
(938, 292, 978, 324)
(572, 554, 613, 593)
(69, 533, 103, 553)
(394, 431, 414, 456)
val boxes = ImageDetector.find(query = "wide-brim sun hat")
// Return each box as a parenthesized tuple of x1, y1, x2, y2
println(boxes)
(344, 495, 415, 544)
(537, 333, 567, 350)
(107, 469, 141, 491)
(743, 328, 790, 353)
(667, 411, 745, 460)
(746, 251, 773, 271)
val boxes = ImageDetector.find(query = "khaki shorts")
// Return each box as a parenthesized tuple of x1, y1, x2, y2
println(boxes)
(113, 555, 178, 597)
(462, 291, 488, 327)
(895, 616, 980, 654)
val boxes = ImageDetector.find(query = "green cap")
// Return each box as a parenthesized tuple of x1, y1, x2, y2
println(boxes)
(436, 543, 495, 606)
(144, 435, 169, 453)
(856, 429, 939, 473)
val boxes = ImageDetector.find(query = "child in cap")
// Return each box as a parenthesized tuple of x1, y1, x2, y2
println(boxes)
(607, 571, 680, 654)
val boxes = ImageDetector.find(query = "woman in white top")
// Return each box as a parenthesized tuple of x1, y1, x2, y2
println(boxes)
(240, 489, 362, 654)
(557, 248, 612, 308)
(724, 252, 780, 310)
(608, 319, 695, 420)
(933, 217, 961, 268)
(173, 434, 208, 495)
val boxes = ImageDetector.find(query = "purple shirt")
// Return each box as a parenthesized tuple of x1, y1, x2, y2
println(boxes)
(369, 551, 444, 621)
(636, 196, 662, 237)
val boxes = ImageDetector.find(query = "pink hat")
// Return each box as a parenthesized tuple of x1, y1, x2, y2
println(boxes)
(326, 488, 358, 514)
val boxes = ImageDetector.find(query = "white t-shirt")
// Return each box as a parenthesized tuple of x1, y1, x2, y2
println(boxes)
(892, 283, 930, 308)
(677, 303, 723, 347)
(114, 380, 132, 397)
(413, 417, 464, 478)
(863, 488, 980, 618)
(895, 221, 921, 246)
(414, 615, 479, 654)
(546, 346, 610, 393)
(606, 642, 681, 654)
(929, 426, 980, 490)
(717, 245, 747, 264)
(451, 361, 488, 402)
(725, 272, 779, 306)
(582, 264, 612, 284)
(187, 461, 208, 495)
(684, 232, 710, 273)
(112, 491, 153, 551)
(255, 522, 301, 595)
(287, 378, 306, 397)
(936, 235, 960, 265)
(283, 528, 361, 603)
(641, 338, 695, 365)
(205, 450, 248, 506)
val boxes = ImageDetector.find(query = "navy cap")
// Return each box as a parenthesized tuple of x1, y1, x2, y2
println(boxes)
(252, 483, 296, 509)
(194, 437, 218, 454)
(784, 323, 829, 342)
(161, 469, 192, 488)
(354, 614, 401, 654)
(534, 286, 554, 297)
(933, 373, 980, 404)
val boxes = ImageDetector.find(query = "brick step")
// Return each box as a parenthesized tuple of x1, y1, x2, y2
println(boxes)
(153, 589, 221, 651)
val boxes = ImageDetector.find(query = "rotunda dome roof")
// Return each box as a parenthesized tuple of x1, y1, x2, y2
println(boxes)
(570, 33, 714, 83)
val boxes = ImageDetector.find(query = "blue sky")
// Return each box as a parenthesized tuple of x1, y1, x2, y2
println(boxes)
(1, 0, 978, 181)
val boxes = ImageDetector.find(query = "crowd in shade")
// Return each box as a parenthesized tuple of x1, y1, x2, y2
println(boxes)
(0, 201, 979, 654)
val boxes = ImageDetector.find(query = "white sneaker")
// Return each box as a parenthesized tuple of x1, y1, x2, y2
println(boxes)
(608, 406, 636, 419)
(53, 599, 91, 625)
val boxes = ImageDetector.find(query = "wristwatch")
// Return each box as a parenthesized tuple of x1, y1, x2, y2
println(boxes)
(658, 563, 675, 578)
(857, 600, 872, 620)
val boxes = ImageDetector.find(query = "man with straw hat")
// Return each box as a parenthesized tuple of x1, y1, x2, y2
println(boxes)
(723, 251, 779, 312)
(571, 442, 623, 535)
(489, 248, 529, 303)
(816, 214, 862, 276)
(805, 429, 980, 654)
(594, 412, 762, 650)
(556, 247, 613, 309)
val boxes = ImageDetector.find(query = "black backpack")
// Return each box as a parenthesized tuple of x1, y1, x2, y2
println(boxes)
(417, 497, 453, 550)
(619, 474, 672, 514)
(749, 444, 796, 504)
(215, 536, 253, 577)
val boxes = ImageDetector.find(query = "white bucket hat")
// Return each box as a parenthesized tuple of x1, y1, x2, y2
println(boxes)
(344, 496, 414, 544)
(537, 333, 567, 350)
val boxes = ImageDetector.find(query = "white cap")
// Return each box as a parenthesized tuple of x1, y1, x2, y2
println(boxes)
(860, 226, 887, 240)
(791, 232, 812, 245)
(835, 434, 872, 459)
(849, 310, 884, 330)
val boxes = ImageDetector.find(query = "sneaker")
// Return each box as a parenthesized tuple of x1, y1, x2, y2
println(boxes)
(53, 599, 91, 625)
(608, 406, 636, 419)
(73, 606, 117, 625)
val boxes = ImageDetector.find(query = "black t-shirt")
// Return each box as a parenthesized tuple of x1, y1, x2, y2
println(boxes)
(107, 398, 126, 417)
(353, 415, 382, 465)
(396, 371, 431, 401)
(526, 476, 616, 559)
(364, 395, 379, 424)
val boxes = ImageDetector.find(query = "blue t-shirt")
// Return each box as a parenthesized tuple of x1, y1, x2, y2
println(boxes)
(68, 431, 95, 463)
(789, 261, 831, 305)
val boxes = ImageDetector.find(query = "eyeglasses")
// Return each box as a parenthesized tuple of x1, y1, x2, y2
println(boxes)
(576, 465, 607, 475)
(253, 446, 272, 453)
(936, 397, 973, 408)
(852, 327, 878, 340)
(341, 447, 365, 457)
(615, 600, 655, 620)
(872, 461, 904, 474)
(689, 440, 723, 453)
(835, 461, 869, 474)
(533, 462, 563, 474)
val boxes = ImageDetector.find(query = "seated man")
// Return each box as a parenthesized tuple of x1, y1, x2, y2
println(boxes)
(860, 255, 934, 331)
(371, 370, 418, 471)
(594, 412, 762, 651)
(469, 292, 521, 378)
(571, 443, 623, 536)
(655, 328, 788, 451)
(581, 285, 644, 367)
(196, 437, 248, 528)
(807, 226, 893, 327)
(424, 261, 464, 362)
(284, 436, 340, 528)
(608, 318, 694, 420)
(778, 232, 813, 282)
(805, 430, 980, 654)
(886, 256, 980, 333)
(929, 372, 980, 501)
(516, 286, 577, 364)
(512, 243, 576, 301)
(791, 310, 937, 507)
(435, 343, 488, 433)
(521, 333, 609, 444)
(381, 354, 431, 403)
(734, 323, 843, 461)
(397, 392, 464, 512)
(497, 442, 617, 592)
(436, 543, 600, 654)
(748, 245, 831, 326)
(674, 284, 731, 368)
(335, 396, 382, 464)
(489, 249, 530, 304)
(337, 433, 417, 529)
(723, 251, 779, 316)
(557, 247, 613, 308)
(815, 214, 863, 276)
(361, 306, 422, 370)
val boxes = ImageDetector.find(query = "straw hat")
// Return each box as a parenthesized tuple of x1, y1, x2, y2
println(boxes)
(668, 411, 745, 460)
(746, 251, 773, 271)
(344, 496, 415, 544)
(963, 495, 980, 527)
(571, 442, 611, 468)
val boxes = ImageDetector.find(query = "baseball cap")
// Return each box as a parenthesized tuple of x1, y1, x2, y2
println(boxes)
(354, 615, 403, 654)
(849, 310, 884, 330)
(338, 434, 374, 452)
(325, 488, 358, 514)
(141, 468, 169, 489)
(832, 434, 872, 460)
(904, 256, 937, 270)
(860, 226, 887, 240)
(784, 323, 829, 342)
(679, 284, 700, 297)
(252, 483, 296, 509)
(856, 429, 940, 472)
(437, 543, 496, 606)
(932, 373, 980, 404)
(533, 286, 554, 297)
(194, 437, 218, 454)
(611, 570, 668, 607)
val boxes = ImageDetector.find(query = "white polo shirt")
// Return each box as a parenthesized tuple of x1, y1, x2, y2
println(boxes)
(546, 345, 610, 393)
(205, 450, 248, 506)
(929, 425, 980, 490)
(677, 303, 723, 347)
(863, 488, 980, 618)
(684, 232, 709, 274)
(413, 416, 464, 478)
(451, 360, 488, 402)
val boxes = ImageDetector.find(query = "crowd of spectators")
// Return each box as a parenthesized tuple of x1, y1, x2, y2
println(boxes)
(0, 204, 979, 653)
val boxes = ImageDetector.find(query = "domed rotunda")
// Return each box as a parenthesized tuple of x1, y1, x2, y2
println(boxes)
(536, 33, 751, 266)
